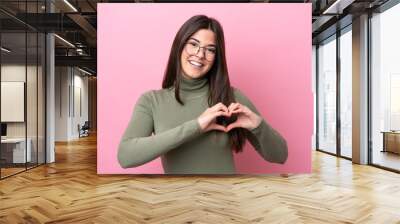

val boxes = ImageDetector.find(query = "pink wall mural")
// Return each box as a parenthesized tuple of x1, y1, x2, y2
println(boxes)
(97, 3, 312, 174)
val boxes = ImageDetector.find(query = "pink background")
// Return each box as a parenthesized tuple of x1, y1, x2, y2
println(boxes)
(97, 3, 312, 174)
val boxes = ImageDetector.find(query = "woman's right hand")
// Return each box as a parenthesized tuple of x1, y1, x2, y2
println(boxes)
(197, 102, 229, 133)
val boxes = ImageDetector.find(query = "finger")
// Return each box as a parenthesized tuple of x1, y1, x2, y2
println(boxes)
(212, 103, 229, 113)
(236, 103, 244, 110)
(226, 122, 241, 132)
(213, 110, 229, 118)
(229, 103, 241, 112)
(230, 108, 246, 115)
(232, 104, 252, 115)
(209, 123, 227, 132)
(240, 105, 251, 113)
(227, 103, 238, 115)
(242, 106, 254, 116)
(228, 102, 236, 111)
(208, 103, 219, 112)
(228, 103, 238, 114)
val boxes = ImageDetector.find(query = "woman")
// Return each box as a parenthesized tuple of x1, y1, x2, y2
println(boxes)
(118, 15, 288, 174)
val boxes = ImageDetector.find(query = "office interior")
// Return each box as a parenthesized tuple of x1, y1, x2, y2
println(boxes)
(0, 0, 399, 223)
(0, 0, 97, 179)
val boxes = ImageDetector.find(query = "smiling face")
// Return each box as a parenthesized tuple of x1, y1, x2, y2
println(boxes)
(180, 29, 217, 79)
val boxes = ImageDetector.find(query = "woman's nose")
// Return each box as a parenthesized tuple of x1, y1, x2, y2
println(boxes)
(196, 47, 206, 59)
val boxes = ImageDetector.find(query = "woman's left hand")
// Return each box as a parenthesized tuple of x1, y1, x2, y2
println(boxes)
(225, 102, 263, 132)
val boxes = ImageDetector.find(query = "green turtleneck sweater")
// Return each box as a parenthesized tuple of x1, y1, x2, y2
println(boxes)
(117, 76, 288, 174)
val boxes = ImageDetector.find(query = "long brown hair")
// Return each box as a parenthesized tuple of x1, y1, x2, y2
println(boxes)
(162, 15, 247, 153)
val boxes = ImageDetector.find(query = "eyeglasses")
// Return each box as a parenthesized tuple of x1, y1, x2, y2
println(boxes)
(184, 40, 216, 61)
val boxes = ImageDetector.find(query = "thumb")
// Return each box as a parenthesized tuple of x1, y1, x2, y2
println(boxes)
(226, 122, 241, 132)
(209, 123, 227, 132)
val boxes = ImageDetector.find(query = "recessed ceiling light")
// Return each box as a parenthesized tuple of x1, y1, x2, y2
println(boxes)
(54, 34, 75, 48)
(1, 47, 11, 53)
(78, 67, 93, 76)
(322, 0, 355, 15)
(63, 0, 78, 12)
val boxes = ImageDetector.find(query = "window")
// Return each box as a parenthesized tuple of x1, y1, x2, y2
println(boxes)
(340, 27, 352, 158)
(317, 35, 337, 154)
(371, 2, 400, 171)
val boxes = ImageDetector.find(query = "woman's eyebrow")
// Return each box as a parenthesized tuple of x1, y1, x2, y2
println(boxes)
(189, 38, 216, 47)
(189, 38, 200, 43)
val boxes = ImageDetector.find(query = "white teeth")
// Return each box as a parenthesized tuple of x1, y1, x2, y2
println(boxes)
(189, 60, 203, 67)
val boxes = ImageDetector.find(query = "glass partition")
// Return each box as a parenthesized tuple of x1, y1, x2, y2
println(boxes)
(371, 3, 400, 171)
(339, 27, 352, 158)
(0, 1, 46, 179)
(1, 31, 28, 177)
(317, 35, 337, 154)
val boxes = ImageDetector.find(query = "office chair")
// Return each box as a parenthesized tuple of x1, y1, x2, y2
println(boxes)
(79, 121, 90, 138)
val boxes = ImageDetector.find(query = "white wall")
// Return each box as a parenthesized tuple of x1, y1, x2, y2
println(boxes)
(55, 67, 89, 141)
(1, 66, 26, 133)
(55, 66, 70, 141)
(1, 65, 42, 137)
(71, 72, 89, 138)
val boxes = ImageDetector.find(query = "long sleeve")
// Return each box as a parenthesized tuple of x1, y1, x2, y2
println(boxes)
(233, 88, 288, 164)
(117, 91, 203, 168)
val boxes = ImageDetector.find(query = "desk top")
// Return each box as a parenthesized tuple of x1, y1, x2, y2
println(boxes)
(381, 131, 400, 134)
(1, 138, 30, 143)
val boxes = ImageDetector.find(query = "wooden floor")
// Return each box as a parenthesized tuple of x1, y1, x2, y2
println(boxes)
(1, 134, 400, 223)
(0, 167, 26, 178)
(1, 162, 45, 178)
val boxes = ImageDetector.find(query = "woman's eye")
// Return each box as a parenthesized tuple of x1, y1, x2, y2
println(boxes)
(189, 42, 198, 47)
(207, 48, 216, 53)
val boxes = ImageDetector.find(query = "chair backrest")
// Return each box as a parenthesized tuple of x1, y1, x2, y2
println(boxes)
(82, 121, 90, 129)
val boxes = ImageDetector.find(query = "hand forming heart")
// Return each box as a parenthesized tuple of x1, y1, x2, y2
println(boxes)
(225, 102, 262, 132)
(197, 102, 262, 133)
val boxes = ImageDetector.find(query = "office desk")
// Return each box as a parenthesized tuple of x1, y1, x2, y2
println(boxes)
(381, 131, 400, 154)
(1, 138, 32, 163)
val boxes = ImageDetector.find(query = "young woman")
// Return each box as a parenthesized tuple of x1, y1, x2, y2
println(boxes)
(117, 15, 288, 174)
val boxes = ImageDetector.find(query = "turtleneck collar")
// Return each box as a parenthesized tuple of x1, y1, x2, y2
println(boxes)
(178, 74, 209, 95)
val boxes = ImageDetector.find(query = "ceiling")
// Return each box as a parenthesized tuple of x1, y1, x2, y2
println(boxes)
(0, 0, 393, 75)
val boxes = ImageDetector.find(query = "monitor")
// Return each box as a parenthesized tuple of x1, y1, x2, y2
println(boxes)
(1, 123, 7, 137)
